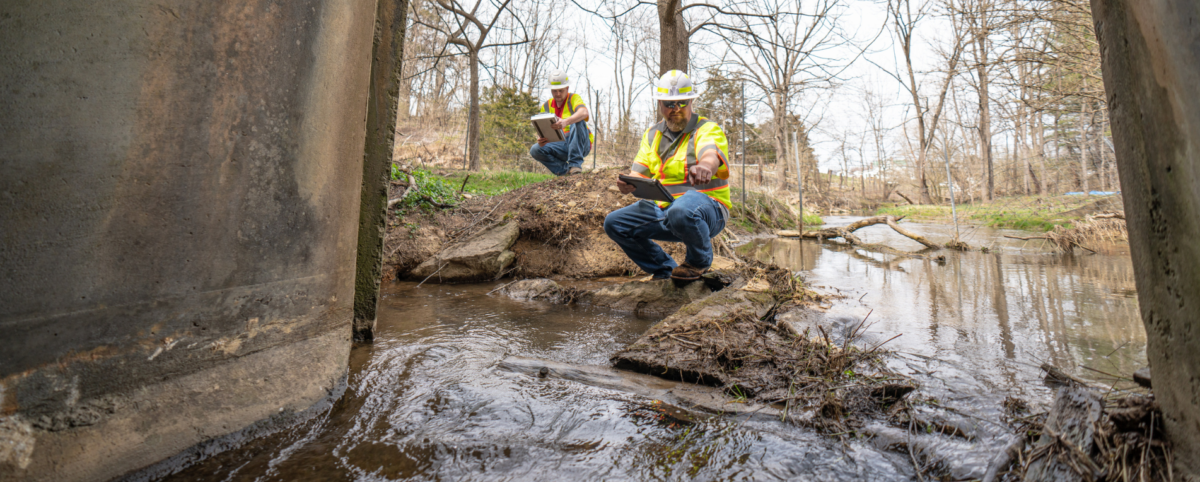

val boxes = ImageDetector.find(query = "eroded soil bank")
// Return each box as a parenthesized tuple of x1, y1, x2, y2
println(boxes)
(384, 168, 795, 283)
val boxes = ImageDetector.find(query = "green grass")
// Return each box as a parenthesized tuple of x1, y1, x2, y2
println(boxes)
(875, 195, 1105, 232)
(440, 170, 555, 196)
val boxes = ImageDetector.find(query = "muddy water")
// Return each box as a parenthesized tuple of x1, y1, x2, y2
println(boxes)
(164, 217, 1144, 481)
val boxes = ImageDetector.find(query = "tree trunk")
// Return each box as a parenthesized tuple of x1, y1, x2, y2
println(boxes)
(467, 49, 481, 171)
(775, 95, 789, 190)
(1036, 110, 1048, 193)
(1079, 99, 1089, 192)
(976, 35, 995, 201)
(901, 35, 933, 204)
(1093, 0, 1200, 476)
(657, 0, 688, 74)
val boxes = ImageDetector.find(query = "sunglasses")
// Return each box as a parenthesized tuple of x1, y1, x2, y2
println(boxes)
(660, 100, 688, 109)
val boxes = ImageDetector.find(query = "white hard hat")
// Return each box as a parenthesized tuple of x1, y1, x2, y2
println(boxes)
(547, 70, 570, 90)
(653, 70, 698, 100)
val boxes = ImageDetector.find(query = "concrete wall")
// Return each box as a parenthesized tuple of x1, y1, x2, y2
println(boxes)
(0, 1, 378, 480)
(354, 0, 408, 343)
(1091, 0, 1200, 478)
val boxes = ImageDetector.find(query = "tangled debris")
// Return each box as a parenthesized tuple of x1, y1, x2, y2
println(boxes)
(609, 262, 916, 433)
(989, 366, 1173, 482)
(1003, 212, 1127, 253)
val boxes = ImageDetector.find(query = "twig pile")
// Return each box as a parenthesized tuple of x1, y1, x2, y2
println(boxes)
(615, 261, 915, 433)
(1004, 376, 1172, 481)
(1005, 211, 1127, 252)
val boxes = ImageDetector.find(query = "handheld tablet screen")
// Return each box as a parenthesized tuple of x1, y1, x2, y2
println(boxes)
(618, 175, 675, 203)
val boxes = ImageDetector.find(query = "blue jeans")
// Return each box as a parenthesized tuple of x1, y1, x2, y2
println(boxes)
(603, 191, 727, 278)
(530, 122, 591, 175)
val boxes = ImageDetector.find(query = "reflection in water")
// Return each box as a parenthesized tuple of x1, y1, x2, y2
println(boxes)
(166, 282, 921, 481)
(163, 218, 1144, 481)
(740, 219, 1145, 413)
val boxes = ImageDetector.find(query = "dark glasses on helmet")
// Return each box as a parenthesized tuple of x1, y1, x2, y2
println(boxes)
(660, 100, 688, 109)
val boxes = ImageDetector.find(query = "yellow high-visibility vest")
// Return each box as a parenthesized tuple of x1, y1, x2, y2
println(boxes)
(540, 94, 594, 145)
(629, 113, 732, 209)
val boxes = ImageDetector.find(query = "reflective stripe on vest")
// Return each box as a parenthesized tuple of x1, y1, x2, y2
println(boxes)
(641, 116, 731, 209)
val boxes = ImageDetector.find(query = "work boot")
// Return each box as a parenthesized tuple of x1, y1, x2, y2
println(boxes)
(670, 262, 707, 281)
(568, 166, 582, 175)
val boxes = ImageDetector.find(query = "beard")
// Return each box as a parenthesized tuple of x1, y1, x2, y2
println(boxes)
(665, 112, 687, 131)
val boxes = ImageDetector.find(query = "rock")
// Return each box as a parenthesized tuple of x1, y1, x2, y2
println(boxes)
(776, 311, 882, 349)
(611, 287, 777, 385)
(0, 416, 35, 470)
(499, 279, 582, 304)
(410, 222, 519, 282)
(501, 279, 562, 301)
(710, 256, 737, 270)
(581, 278, 714, 315)
(1133, 366, 1152, 388)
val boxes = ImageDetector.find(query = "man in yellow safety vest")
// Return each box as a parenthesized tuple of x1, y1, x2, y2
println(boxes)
(605, 70, 733, 281)
(529, 70, 592, 175)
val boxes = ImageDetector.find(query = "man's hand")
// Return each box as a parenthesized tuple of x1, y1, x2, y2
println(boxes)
(686, 162, 716, 185)
(537, 137, 549, 147)
(552, 117, 568, 130)
(616, 177, 636, 194)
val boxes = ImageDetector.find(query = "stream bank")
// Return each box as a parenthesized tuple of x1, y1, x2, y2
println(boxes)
(160, 216, 1150, 481)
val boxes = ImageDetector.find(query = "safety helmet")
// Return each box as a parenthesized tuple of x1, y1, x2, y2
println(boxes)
(653, 70, 698, 101)
(547, 70, 570, 90)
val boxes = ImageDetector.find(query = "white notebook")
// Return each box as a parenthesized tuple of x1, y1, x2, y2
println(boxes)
(530, 113, 565, 143)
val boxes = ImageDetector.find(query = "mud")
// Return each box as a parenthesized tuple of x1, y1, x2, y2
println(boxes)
(385, 168, 794, 282)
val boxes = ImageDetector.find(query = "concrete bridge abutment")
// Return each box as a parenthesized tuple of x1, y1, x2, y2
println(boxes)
(1093, 0, 1200, 479)
(0, 0, 401, 480)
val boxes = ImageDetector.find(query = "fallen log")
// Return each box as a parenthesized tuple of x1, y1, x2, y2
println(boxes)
(776, 215, 898, 241)
(886, 216, 941, 250)
(777, 215, 951, 256)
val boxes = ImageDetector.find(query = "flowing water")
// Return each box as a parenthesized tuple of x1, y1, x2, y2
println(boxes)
(164, 217, 1144, 481)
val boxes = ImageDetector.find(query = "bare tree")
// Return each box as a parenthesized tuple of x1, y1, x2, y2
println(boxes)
(724, 0, 853, 190)
(959, 0, 1000, 200)
(415, 0, 529, 170)
(882, 0, 966, 204)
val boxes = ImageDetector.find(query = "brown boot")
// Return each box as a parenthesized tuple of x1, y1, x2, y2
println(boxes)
(670, 263, 707, 281)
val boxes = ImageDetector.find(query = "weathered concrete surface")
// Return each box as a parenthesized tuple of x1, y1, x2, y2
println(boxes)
(353, 0, 409, 343)
(1092, 0, 1200, 477)
(0, 1, 379, 480)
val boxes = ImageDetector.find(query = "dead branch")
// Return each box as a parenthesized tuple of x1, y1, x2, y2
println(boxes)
(886, 216, 941, 250)
(386, 171, 418, 209)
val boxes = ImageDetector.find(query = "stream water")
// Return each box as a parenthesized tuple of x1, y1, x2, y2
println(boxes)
(164, 218, 1144, 481)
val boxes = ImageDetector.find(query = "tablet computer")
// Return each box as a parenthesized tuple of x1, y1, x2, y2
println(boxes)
(530, 113, 565, 143)
(618, 174, 675, 203)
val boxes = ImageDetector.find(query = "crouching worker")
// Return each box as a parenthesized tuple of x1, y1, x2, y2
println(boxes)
(604, 70, 732, 281)
(530, 69, 593, 176)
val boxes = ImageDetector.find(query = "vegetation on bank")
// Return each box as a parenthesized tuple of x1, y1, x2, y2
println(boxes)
(729, 188, 823, 232)
(389, 169, 817, 235)
(875, 195, 1112, 231)
(440, 170, 555, 196)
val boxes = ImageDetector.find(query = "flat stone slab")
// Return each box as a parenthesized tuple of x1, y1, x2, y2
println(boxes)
(411, 222, 519, 282)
